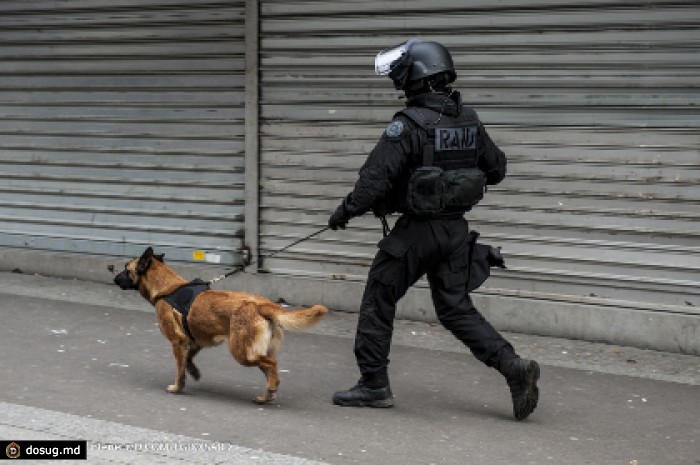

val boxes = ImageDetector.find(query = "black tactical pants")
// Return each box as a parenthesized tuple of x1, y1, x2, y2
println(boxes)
(354, 214, 517, 379)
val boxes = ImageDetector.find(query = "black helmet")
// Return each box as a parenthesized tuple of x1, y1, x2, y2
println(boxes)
(375, 39, 456, 91)
(406, 41, 456, 82)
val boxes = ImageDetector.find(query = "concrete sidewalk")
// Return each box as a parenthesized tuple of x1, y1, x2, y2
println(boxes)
(1, 271, 699, 464)
(2, 271, 698, 386)
(0, 402, 327, 465)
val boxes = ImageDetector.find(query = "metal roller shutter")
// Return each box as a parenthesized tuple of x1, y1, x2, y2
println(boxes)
(0, 0, 246, 265)
(258, 1, 699, 319)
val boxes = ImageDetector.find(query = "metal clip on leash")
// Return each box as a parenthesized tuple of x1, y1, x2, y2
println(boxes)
(209, 226, 330, 285)
(380, 216, 391, 237)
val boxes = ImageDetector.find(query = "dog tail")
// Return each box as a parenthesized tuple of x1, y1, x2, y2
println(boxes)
(272, 304, 328, 332)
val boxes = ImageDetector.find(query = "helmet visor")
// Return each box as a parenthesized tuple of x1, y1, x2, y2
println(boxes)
(374, 39, 422, 76)
(374, 43, 408, 76)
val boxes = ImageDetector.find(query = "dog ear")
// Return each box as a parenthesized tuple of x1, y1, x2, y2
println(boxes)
(137, 247, 154, 275)
(154, 253, 165, 262)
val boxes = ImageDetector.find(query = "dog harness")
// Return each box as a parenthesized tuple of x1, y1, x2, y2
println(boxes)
(163, 279, 210, 340)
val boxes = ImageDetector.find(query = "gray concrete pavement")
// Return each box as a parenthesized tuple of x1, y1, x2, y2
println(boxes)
(1, 271, 699, 464)
(0, 402, 327, 465)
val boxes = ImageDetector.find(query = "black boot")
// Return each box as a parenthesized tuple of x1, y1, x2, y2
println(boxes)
(501, 358, 540, 420)
(332, 375, 394, 408)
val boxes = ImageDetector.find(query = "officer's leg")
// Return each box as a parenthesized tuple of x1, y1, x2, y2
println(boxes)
(427, 271, 540, 420)
(353, 249, 411, 382)
(334, 218, 434, 407)
(427, 273, 516, 370)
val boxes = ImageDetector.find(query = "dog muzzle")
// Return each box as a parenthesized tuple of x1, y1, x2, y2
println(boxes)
(114, 270, 138, 290)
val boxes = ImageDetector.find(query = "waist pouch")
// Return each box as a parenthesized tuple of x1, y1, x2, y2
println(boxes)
(407, 166, 486, 216)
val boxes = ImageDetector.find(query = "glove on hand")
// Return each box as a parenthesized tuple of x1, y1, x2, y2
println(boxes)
(328, 204, 351, 230)
(487, 246, 507, 269)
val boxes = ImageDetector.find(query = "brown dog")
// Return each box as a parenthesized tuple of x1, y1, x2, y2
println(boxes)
(113, 247, 328, 404)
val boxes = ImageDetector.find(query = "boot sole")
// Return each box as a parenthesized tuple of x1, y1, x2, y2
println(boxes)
(514, 361, 540, 421)
(333, 397, 395, 408)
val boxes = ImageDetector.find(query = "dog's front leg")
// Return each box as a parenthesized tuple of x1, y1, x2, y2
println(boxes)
(167, 340, 188, 393)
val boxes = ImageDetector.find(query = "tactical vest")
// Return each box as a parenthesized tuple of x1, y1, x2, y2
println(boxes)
(397, 106, 486, 216)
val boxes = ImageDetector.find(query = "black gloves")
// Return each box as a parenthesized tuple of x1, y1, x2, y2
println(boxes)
(487, 246, 507, 269)
(328, 203, 351, 230)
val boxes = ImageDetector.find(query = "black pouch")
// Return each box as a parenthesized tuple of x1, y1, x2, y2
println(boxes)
(407, 166, 445, 215)
(443, 168, 486, 208)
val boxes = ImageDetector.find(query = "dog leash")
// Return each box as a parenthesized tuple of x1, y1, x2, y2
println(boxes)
(209, 226, 330, 284)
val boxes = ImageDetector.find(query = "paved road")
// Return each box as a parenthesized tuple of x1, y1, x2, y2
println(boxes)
(1, 272, 698, 464)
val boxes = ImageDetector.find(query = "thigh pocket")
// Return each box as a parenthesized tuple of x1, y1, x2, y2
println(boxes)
(467, 243, 492, 292)
(434, 233, 497, 292)
(369, 235, 411, 286)
(377, 235, 410, 258)
(435, 253, 470, 290)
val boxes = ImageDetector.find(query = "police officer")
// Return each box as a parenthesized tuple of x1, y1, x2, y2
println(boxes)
(327, 40, 540, 420)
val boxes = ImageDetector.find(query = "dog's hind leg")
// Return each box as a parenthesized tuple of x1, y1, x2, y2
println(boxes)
(228, 310, 280, 404)
(167, 340, 188, 393)
(186, 343, 202, 381)
(254, 355, 280, 405)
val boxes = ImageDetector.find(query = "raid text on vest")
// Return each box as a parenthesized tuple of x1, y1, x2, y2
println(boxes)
(435, 126, 476, 152)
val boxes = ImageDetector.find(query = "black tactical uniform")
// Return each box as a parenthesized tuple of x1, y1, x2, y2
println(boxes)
(329, 40, 539, 420)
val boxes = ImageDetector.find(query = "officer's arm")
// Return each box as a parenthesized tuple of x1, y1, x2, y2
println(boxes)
(477, 123, 507, 185)
(340, 119, 412, 218)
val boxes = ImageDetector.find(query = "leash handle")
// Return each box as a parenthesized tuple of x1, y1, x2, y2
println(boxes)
(209, 226, 329, 284)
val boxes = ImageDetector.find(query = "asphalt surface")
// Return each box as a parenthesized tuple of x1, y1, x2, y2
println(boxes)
(1, 271, 699, 465)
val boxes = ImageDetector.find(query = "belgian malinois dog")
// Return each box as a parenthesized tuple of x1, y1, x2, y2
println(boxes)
(113, 247, 328, 404)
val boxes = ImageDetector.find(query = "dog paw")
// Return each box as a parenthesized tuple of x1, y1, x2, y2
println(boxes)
(254, 391, 276, 405)
(254, 395, 271, 405)
(167, 385, 182, 394)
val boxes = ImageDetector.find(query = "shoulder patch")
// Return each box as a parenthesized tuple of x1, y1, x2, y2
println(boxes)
(384, 120, 405, 138)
